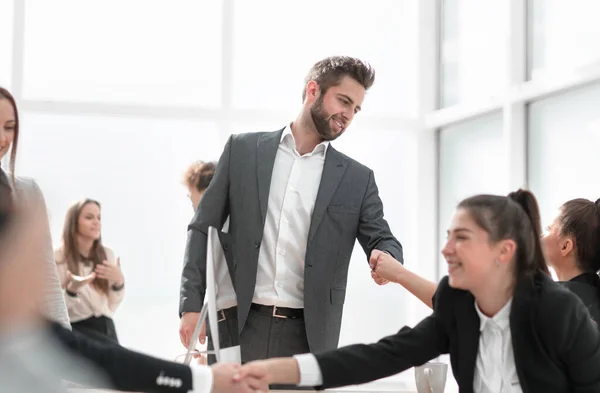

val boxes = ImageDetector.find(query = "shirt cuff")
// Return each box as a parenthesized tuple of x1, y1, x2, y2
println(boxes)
(293, 353, 323, 387)
(189, 362, 213, 393)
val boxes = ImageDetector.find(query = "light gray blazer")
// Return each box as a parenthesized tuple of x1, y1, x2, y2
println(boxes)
(5, 170, 71, 329)
(180, 129, 403, 353)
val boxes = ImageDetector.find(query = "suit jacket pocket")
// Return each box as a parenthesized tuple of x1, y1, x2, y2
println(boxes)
(330, 288, 347, 305)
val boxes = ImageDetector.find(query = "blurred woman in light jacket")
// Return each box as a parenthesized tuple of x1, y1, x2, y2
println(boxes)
(0, 86, 70, 328)
(55, 198, 125, 344)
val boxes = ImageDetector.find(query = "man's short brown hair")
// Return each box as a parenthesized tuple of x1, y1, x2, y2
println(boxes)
(302, 56, 375, 101)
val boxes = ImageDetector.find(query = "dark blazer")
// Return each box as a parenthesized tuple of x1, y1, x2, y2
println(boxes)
(180, 129, 403, 353)
(315, 274, 600, 393)
(51, 322, 194, 393)
(560, 272, 600, 324)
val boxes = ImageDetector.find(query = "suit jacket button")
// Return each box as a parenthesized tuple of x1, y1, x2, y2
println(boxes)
(223, 244, 229, 251)
(254, 241, 261, 248)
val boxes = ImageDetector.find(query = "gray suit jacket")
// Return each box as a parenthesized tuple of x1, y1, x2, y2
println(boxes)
(180, 129, 403, 353)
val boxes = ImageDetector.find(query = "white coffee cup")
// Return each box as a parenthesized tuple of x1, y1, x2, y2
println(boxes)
(414, 362, 448, 393)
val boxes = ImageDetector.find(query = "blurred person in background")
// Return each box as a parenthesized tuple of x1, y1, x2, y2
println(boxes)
(55, 198, 125, 344)
(182, 160, 239, 365)
(184, 160, 216, 210)
(0, 86, 70, 328)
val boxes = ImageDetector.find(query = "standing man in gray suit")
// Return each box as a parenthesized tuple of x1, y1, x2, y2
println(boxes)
(179, 56, 403, 364)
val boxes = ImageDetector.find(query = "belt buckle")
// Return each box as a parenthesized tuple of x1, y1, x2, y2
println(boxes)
(272, 306, 287, 319)
(217, 309, 226, 322)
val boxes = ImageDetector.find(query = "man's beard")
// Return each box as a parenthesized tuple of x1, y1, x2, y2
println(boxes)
(309, 95, 344, 142)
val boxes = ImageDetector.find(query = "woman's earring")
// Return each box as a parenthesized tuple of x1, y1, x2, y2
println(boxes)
(495, 259, 500, 267)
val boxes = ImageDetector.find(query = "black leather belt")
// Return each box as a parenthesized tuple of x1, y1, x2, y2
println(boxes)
(217, 306, 238, 322)
(251, 303, 304, 319)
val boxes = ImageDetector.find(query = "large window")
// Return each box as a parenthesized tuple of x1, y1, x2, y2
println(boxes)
(438, 113, 506, 272)
(22, 0, 223, 106)
(232, 0, 418, 117)
(529, 0, 600, 80)
(0, 0, 14, 89)
(528, 82, 600, 228)
(434, 0, 600, 288)
(440, 0, 509, 107)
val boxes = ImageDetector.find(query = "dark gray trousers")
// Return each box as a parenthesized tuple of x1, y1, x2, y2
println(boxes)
(208, 307, 313, 390)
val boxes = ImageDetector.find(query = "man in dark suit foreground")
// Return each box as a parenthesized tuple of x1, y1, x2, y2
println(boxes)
(179, 56, 403, 366)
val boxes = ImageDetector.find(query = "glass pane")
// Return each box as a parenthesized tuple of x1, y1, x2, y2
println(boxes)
(440, 0, 509, 107)
(438, 113, 506, 273)
(0, 0, 14, 89)
(16, 112, 221, 358)
(22, 0, 222, 106)
(529, 0, 600, 80)
(231, 0, 419, 117)
(528, 82, 600, 230)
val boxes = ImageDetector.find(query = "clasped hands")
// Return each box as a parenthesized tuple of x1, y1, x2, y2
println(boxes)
(211, 360, 273, 393)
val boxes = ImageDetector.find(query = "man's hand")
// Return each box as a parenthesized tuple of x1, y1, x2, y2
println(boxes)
(368, 250, 391, 285)
(235, 358, 300, 387)
(235, 360, 271, 385)
(369, 249, 405, 285)
(179, 312, 206, 348)
(212, 363, 268, 393)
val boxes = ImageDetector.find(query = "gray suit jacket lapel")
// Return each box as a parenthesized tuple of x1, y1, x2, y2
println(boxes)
(256, 129, 284, 224)
(308, 147, 349, 243)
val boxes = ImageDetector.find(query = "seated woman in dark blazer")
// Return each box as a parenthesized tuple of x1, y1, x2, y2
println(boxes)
(369, 196, 600, 324)
(235, 190, 600, 392)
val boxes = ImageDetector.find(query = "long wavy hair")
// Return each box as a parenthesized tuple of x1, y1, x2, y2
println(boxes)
(60, 198, 108, 294)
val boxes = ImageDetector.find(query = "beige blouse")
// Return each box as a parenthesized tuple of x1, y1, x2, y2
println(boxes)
(55, 247, 125, 322)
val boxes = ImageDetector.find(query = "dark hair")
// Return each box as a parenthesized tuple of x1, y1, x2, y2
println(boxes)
(0, 175, 15, 263)
(0, 87, 19, 183)
(302, 56, 375, 102)
(0, 179, 13, 239)
(458, 189, 549, 279)
(556, 198, 600, 273)
(183, 161, 216, 192)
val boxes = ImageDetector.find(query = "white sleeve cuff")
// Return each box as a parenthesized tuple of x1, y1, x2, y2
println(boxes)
(189, 363, 213, 393)
(293, 353, 323, 387)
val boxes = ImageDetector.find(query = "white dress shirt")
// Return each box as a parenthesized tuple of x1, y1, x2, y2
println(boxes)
(294, 298, 524, 392)
(253, 125, 328, 308)
(473, 298, 522, 393)
(189, 362, 213, 393)
(214, 217, 237, 311)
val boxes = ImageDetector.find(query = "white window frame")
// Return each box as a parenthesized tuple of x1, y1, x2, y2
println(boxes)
(423, 0, 600, 279)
